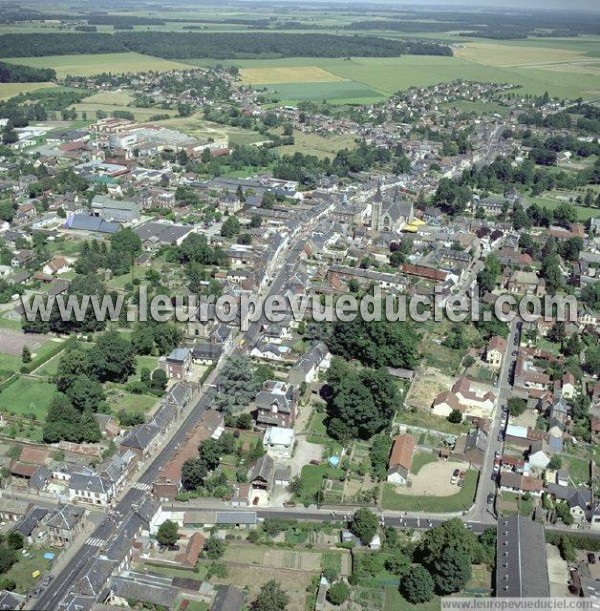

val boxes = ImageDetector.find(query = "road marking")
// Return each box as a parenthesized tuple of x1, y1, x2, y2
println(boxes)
(133, 482, 152, 491)
(85, 537, 105, 547)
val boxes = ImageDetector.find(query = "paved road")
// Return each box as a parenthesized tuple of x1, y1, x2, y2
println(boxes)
(34, 234, 307, 610)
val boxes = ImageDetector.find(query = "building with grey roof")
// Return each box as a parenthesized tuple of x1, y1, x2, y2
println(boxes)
(211, 584, 245, 611)
(215, 511, 257, 526)
(133, 221, 194, 247)
(108, 576, 178, 609)
(496, 515, 550, 598)
(64, 213, 120, 234)
(91, 195, 139, 223)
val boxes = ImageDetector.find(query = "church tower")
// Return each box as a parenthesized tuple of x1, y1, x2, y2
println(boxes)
(371, 186, 383, 230)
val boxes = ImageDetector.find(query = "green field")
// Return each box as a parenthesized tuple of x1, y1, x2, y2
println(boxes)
(267, 79, 384, 104)
(1, 52, 192, 77)
(0, 378, 56, 420)
(381, 470, 478, 512)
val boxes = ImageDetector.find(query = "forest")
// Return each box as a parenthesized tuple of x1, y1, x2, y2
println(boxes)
(0, 31, 452, 60)
(0, 61, 56, 83)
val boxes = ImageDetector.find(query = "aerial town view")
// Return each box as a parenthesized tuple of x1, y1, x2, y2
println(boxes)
(0, 0, 599, 609)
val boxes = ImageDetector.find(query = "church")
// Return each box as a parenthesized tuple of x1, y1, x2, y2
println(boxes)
(371, 187, 414, 232)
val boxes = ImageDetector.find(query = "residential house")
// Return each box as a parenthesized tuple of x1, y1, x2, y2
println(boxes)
(42, 256, 69, 276)
(255, 381, 297, 428)
(159, 347, 192, 380)
(485, 335, 506, 368)
(507, 271, 546, 296)
(45, 504, 86, 547)
(263, 427, 295, 458)
(386, 434, 416, 486)
(432, 377, 496, 420)
(287, 342, 331, 386)
(249, 455, 274, 493)
(68, 470, 115, 506)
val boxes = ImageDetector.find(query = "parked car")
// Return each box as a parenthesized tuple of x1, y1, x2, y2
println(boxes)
(169, 544, 180, 552)
(309, 459, 320, 466)
(42, 575, 54, 586)
(487, 493, 494, 504)
(451, 468, 460, 484)
(458, 479, 465, 487)
(588, 553, 596, 564)
(498, 432, 504, 442)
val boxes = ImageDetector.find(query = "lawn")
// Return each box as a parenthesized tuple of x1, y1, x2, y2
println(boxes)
(70, 102, 177, 122)
(135, 355, 159, 376)
(156, 114, 265, 147)
(381, 470, 478, 512)
(0, 82, 56, 101)
(0, 378, 55, 420)
(410, 452, 437, 475)
(384, 587, 440, 611)
(394, 409, 467, 436)
(276, 130, 356, 159)
(1, 53, 192, 77)
(298, 463, 346, 502)
(106, 391, 158, 413)
(563, 455, 591, 484)
(5, 546, 55, 593)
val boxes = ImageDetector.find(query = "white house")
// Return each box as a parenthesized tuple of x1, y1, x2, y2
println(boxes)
(529, 450, 551, 470)
(263, 427, 295, 458)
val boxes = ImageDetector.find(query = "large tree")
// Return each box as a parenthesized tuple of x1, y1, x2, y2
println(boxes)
(401, 566, 435, 604)
(252, 580, 289, 611)
(349, 508, 379, 546)
(213, 355, 260, 413)
(431, 546, 472, 595)
(157, 520, 178, 547)
(327, 364, 397, 441)
(88, 330, 136, 383)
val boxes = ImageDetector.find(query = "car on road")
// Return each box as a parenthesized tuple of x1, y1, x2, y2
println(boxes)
(42, 575, 54, 586)
(487, 493, 494, 504)
(589, 553, 596, 564)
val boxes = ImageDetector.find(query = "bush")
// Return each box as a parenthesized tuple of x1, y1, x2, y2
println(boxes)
(327, 582, 350, 605)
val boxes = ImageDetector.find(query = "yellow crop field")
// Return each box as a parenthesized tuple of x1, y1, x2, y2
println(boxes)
(239, 65, 345, 84)
(0, 82, 55, 101)
(454, 42, 585, 68)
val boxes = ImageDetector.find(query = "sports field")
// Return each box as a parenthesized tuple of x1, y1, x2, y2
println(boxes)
(276, 131, 357, 158)
(0, 81, 56, 100)
(1, 52, 191, 77)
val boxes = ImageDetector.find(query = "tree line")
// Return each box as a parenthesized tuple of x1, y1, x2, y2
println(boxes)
(0, 31, 452, 59)
(0, 61, 56, 83)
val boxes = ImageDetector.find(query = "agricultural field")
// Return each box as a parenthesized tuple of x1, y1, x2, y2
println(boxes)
(239, 65, 344, 84)
(266, 79, 384, 104)
(1, 52, 191, 77)
(0, 81, 56, 100)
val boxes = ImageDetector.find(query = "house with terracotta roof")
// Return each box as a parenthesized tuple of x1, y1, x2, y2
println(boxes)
(432, 377, 496, 420)
(175, 532, 205, 568)
(43, 256, 70, 276)
(386, 434, 416, 485)
(485, 335, 506, 368)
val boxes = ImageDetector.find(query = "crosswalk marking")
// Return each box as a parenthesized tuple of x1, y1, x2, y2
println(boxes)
(133, 482, 152, 491)
(85, 537, 105, 548)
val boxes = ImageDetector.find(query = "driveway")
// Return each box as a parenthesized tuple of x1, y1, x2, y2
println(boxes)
(289, 437, 323, 477)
